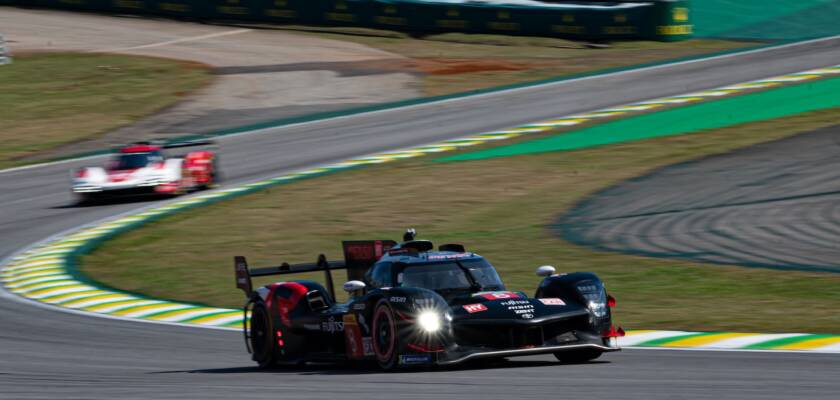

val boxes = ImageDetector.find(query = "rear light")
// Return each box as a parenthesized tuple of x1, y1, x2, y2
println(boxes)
(607, 294, 616, 308)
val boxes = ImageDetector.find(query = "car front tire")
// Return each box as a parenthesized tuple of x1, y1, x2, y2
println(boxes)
(372, 299, 401, 371)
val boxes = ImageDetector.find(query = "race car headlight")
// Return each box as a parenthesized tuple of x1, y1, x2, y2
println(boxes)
(417, 311, 441, 333)
(576, 281, 608, 318)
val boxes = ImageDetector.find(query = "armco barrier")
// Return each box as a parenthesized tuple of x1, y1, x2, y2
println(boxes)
(3, 0, 693, 41)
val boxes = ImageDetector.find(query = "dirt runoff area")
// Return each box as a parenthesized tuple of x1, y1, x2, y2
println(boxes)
(0, 7, 420, 160)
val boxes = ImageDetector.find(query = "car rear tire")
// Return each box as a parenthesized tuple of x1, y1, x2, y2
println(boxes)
(372, 299, 400, 371)
(75, 193, 97, 205)
(249, 302, 277, 368)
(554, 349, 602, 364)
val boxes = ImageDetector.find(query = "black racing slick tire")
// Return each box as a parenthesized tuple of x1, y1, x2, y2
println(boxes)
(249, 302, 277, 368)
(75, 193, 98, 205)
(372, 299, 401, 371)
(554, 349, 602, 364)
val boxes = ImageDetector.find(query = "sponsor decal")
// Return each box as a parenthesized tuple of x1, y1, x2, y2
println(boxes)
(352, 303, 366, 311)
(500, 299, 535, 319)
(362, 337, 375, 356)
(343, 314, 357, 325)
(478, 291, 523, 300)
(427, 253, 471, 260)
(344, 323, 364, 359)
(321, 316, 344, 333)
(399, 354, 432, 365)
(538, 298, 566, 306)
(389, 296, 407, 303)
(463, 303, 488, 313)
(673, 7, 689, 22)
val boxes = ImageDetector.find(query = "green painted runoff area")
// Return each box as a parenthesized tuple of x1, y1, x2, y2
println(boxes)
(441, 76, 840, 162)
(693, 0, 840, 40)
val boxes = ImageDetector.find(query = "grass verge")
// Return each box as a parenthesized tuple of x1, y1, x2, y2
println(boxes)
(82, 107, 840, 333)
(0, 53, 211, 168)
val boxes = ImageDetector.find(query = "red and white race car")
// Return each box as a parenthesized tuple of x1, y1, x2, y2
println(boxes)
(71, 141, 218, 202)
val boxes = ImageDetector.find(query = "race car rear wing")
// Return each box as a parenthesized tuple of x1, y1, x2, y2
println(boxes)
(235, 240, 396, 301)
(235, 254, 344, 300)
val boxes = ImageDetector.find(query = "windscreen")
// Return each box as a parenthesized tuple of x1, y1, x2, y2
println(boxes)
(398, 259, 504, 292)
(110, 152, 162, 170)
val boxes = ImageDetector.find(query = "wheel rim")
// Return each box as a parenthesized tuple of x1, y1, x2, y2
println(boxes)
(373, 304, 395, 363)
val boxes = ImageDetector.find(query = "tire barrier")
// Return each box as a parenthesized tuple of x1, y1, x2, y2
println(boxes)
(3, 0, 693, 41)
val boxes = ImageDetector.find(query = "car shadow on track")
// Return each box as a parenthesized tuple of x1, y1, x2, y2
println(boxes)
(152, 359, 610, 376)
(52, 194, 171, 209)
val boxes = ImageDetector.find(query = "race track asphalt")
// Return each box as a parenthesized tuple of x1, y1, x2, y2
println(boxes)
(2, 36, 840, 399)
(560, 124, 840, 273)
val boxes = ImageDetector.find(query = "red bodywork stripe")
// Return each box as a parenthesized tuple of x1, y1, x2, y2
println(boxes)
(120, 145, 161, 153)
(478, 292, 523, 300)
(266, 282, 309, 326)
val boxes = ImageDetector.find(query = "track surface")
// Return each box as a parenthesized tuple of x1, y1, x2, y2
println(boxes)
(2, 295, 839, 400)
(2, 37, 840, 398)
(560, 125, 840, 273)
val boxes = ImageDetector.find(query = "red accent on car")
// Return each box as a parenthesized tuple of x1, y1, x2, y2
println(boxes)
(75, 169, 88, 178)
(407, 342, 444, 353)
(607, 294, 616, 308)
(184, 151, 214, 184)
(479, 292, 523, 300)
(267, 282, 309, 327)
(538, 298, 566, 306)
(602, 325, 626, 338)
(463, 303, 488, 313)
(155, 182, 179, 193)
(107, 169, 140, 182)
(395, 310, 413, 321)
(119, 145, 161, 153)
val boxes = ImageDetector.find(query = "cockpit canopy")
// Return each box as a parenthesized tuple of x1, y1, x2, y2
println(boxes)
(365, 256, 505, 294)
(108, 151, 163, 170)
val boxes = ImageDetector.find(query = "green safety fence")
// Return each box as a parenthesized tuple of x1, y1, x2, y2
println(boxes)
(2, 0, 693, 41)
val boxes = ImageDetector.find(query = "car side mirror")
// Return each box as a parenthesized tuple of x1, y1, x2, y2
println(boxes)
(343, 280, 366, 293)
(535, 265, 556, 277)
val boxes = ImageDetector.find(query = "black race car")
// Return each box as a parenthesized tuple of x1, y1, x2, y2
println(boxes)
(234, 230, 623, 370)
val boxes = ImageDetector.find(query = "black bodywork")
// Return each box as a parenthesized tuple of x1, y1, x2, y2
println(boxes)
(234, 235, 622, 370)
